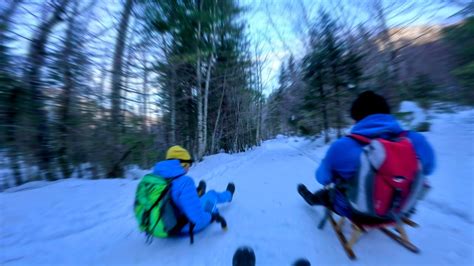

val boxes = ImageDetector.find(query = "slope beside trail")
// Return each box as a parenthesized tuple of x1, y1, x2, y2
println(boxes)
(1, 109, 473, 265)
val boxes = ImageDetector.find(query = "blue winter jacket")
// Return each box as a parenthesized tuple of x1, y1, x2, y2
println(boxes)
(152, 160, 212, 233)
(316, 114, 436, 216)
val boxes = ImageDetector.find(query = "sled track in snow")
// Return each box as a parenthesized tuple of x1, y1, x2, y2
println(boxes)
(425, 199, 474, 225)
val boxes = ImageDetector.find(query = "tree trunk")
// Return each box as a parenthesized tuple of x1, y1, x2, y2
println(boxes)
(318, 75, 330, 143)
(110, 0, 133, 140)
(26, 0, 71, 181)
(108, 0, 133, 177)
(211, 72, 227, 153)
(196, 0, 204, 159)
(5, 86, 22, 185)
(170, 66, 176, 144)
(233, 99, 241, 152)
(373, 0, 398, 106)
(2, 0, 23, 184)
(58, 4, 77, 179)
(202, 54, 213, 155)
(0, 0, 23, 27)
(255, 64, 262, 144)
(335, 84, 342, 138)
(333, 63, 342, 138)
(142, 57, 149, 133)
(98, 63, 107, 119)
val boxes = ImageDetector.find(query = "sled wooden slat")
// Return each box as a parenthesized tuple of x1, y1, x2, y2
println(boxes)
(328, 214, 357, 260)
(380, 227, 420, 253)
(402, 217, 419, 228)
(323, 209, 420, 260)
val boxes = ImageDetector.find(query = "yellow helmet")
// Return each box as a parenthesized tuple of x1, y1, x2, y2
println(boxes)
(166, 145, 193, 167)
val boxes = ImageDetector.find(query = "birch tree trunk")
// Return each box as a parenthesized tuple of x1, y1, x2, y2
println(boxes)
(196, 0, 204, 159)
(202, 54, 213, 155)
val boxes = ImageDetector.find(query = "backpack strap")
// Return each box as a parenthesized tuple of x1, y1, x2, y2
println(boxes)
(144, 174, 182, 218)
(143, 185, 172, 232)
(142, 174, 184, 241)
(349, 131, 408, 144)
(348, 134, 371, 144)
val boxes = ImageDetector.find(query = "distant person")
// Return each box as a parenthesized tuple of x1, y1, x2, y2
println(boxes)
(134, 145, 235, 242)
(298, 91, 435, 221)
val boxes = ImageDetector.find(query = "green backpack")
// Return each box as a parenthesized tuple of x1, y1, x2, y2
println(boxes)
(134, 174, 179, 239)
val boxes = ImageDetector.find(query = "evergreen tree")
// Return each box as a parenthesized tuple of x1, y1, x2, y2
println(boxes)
(443, 16, 474, 104)
(141, 0, 261, 156)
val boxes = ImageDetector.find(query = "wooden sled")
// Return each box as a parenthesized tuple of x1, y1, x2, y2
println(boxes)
(319, 209, 420, 260)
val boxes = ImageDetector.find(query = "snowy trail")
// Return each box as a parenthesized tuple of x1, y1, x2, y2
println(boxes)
(1, 110, 474, 265)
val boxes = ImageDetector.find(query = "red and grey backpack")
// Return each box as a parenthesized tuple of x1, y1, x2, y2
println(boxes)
(345, 132, 426, 219)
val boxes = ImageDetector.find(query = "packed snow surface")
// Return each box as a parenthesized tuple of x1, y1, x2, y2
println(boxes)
(1, 107, 473, 265)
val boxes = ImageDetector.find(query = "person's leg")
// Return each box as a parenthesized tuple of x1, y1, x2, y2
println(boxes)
(297, 184, 331, 208)
(200, 189, 232, 213)
(201, 190, 232, 204)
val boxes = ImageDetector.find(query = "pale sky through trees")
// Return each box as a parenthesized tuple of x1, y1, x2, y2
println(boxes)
(242, 0, 465, 95)
(5, 0, 465, 97)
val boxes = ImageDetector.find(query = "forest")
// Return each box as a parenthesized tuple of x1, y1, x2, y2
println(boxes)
(0, 0, 472, 189)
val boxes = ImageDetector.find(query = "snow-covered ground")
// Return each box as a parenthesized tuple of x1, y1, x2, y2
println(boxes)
(1, 106, 473, 265)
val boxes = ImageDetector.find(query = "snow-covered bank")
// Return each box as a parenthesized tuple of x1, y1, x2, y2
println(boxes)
(1, 105, 473, 265)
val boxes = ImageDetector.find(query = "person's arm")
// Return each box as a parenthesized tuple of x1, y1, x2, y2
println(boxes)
(316, 137, 361, 185)
(316, 155, 332, 186)
(174, 177, 212, 230)
(407, 131, 436, 175)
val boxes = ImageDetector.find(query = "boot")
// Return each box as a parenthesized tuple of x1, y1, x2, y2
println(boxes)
(197, 180, 206, 196)
(297, 184, 316, 206)
(226, 182, 235, 197)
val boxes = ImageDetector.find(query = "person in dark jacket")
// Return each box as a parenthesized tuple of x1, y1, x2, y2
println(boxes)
(153, 145, 235, 233)
(297, 91, 435, 217)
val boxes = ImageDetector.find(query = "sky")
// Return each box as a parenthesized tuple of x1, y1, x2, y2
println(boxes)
(242, 0, 466, 95)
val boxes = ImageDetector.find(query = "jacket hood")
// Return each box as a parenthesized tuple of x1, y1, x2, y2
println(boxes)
(351, 114, 403, 138)
(152, 159, 186, 179)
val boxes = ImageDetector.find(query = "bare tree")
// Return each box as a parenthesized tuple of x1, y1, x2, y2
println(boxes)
(25, 0, 71, 181)
(108, 0, 134, 177)
(0, 0, 24, 30)
(110, 0, 133, 140)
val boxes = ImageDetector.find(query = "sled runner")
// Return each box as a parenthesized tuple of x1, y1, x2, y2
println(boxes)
(319, 209, 419, 260)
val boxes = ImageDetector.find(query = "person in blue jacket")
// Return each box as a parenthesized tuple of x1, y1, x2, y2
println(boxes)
(153, 145, 235, 234)
(297, 91, 436, 217)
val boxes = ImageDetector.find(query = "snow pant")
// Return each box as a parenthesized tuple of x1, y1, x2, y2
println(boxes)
(308, 189, 332, 207)
(307, 188, 395, 225)
(200, 190, 233, 213)
(298, 185, 333, 209)
(178, 190, 232, 234)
